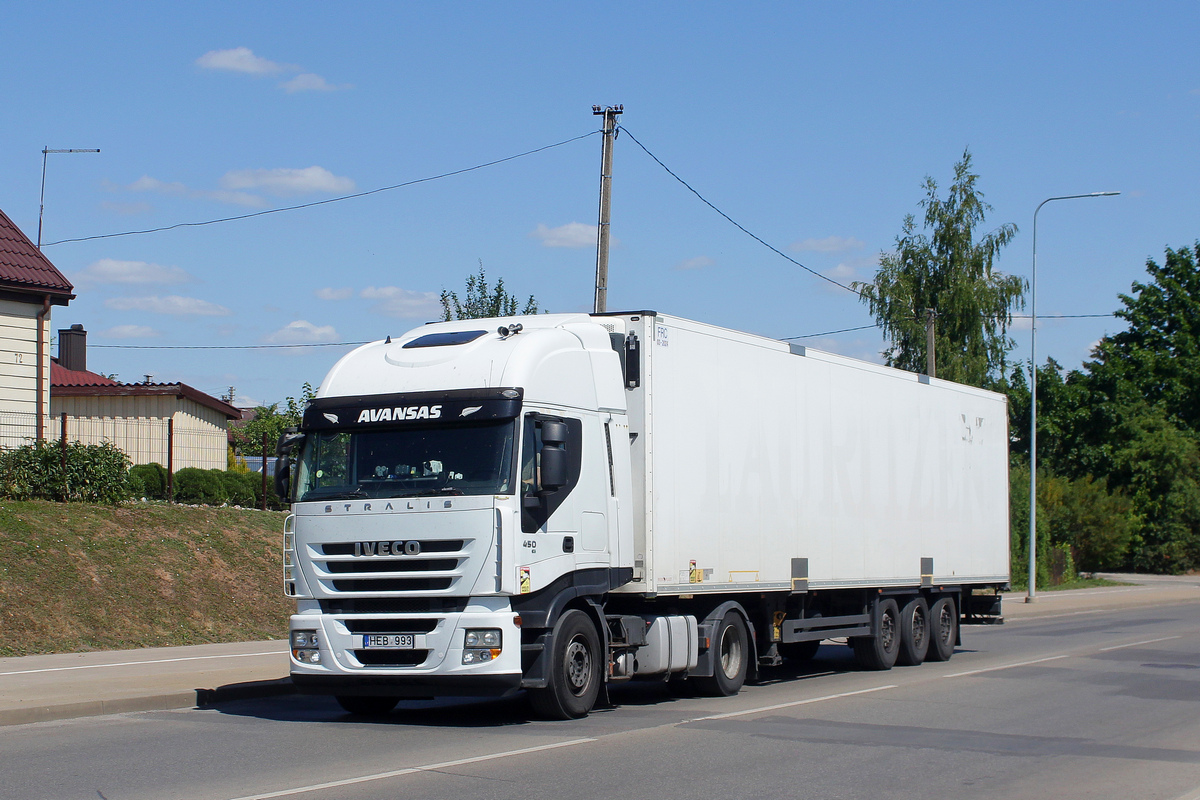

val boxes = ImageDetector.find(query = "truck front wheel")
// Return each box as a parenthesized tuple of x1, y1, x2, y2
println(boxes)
(695, 611, 749, 696)
(528, 609, 601, 719)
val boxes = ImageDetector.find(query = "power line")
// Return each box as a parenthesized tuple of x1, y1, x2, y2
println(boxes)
(783, 324, 878, 340)
(42, 130, 601, 247)
(618, 125, 863, 296)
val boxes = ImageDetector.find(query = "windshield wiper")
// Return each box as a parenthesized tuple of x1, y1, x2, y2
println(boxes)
(393, 487, 465, 498)
(307, 488, 367, 501)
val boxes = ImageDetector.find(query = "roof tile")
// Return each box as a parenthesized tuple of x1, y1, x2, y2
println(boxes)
(0, 208, 74, 296)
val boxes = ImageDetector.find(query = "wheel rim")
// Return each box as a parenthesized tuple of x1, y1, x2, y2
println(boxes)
(880, 608, 896, 650)
(718, 624, 744, 679)
(937, 604, 953, 644)
(564, 635, 592, 696)
(911, 607, 927, 649)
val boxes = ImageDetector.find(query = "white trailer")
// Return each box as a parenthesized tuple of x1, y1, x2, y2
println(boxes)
(280, 311, 1009, 718)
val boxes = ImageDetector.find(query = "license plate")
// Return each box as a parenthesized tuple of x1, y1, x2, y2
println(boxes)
(362, 634, 415, 649)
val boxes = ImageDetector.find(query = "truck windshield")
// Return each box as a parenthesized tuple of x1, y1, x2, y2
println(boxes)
(294, 420, 516, 501)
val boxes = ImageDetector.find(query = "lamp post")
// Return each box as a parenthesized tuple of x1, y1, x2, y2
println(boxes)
(1027, 191, 1119, 603)
(38, 147, 100, 249)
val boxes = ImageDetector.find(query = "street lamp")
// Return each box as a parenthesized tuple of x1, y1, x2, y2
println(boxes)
(1027, 191, 1119, 603)
(38, 147, 100, 249)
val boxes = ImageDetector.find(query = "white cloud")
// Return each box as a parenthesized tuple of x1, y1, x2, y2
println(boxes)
(196, 47, 285, 75)
(265, 320, 339, 344)
(125, 175, 267, 208)
(99, 201, 153, 215)
(281, 73, 350, 93)
(315, 287, 354, 301)
(104, 295, 232, 316)
(674, 256, 714, 271)
(99, 324, 160, 339)
(74, 258, 192, 286)
(790, 235, 866, 253)
(822, 255, 878, 286)
(220, 166, 355, 197)
(128, 176, 187, 195)
(530, 222, 603, 249)
(361, 286, 442, 318)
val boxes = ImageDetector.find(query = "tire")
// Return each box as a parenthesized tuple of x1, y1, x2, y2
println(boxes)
(926, 596, 958, 662)
(695, 611, 750, 696)
(851, 598, 900, 670)
(527, 609, 601, 719)
(779, 640, 822, 664)
(896, 597, 930, 666)
(335, 695, 399, 716)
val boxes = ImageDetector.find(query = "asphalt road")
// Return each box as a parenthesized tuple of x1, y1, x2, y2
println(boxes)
(6, 597, 1200, 800)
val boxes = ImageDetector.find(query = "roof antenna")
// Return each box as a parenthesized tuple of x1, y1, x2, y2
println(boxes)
(385, 335, 392, 344)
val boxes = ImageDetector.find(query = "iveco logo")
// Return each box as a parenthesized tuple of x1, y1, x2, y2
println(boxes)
(354, 540, 421, 557)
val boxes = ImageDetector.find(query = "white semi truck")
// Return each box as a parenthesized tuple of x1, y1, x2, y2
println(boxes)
(278, 311, 1009, 719)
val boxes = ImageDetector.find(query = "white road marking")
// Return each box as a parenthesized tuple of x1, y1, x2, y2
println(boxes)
(1098, 635, 1182, 652)
(943, 654, 1070, 678)
(0, 650, 286, 677)
(688, 684, 898, 722)
(222, 738, 596, 800)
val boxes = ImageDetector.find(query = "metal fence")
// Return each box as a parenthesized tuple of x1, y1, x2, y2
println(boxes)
(0, 411, 230, 471)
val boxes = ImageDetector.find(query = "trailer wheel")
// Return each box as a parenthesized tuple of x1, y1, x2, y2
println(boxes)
(527, 610, 601, 719)
(896, 597, 930, 666)
(335, 695, 399, 716)
(851, 598, 900, 670)
(926, 596, 957, 662)
(695, 611, 749, 696)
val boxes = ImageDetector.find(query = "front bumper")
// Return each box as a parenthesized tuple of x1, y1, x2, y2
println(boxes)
(289, 598, 522, 694)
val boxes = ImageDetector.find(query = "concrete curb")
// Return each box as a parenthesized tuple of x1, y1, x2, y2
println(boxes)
(0, 678, 296, 727)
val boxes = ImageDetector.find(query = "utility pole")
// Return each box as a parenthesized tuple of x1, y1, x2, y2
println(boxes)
(592, 105, 622, 313)
(923, 308, 937, 377)
(38, 147, 100, 249)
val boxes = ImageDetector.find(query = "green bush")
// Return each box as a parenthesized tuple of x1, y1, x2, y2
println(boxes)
(0, 441, 131, 504)
(218, 470, 257, 507)
(173, 468, 228, 505)
(129, 462, 168, 500)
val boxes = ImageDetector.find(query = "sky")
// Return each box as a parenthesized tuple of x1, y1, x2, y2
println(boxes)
(2, 1, 1196, 407)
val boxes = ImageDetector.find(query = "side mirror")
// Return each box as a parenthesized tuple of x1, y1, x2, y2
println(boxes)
(276, 428, 304, 457)
(274, 460, 292, 504)
(540, 444, 567, 491)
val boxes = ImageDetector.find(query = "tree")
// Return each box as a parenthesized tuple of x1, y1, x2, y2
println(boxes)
(1085, 243, 1200, 434)
(853, 149, 1025, 386)
(229, 382, 315, 457)
(440, 262, 538, 321)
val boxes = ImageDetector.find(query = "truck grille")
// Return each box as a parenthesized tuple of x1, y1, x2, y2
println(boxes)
(342, 618, 439, 634)
(310, 538, 472, 595)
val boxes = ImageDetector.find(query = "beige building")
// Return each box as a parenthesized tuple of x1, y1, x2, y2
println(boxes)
(0, 207, 75, 447)
(50, 327, 240, 470)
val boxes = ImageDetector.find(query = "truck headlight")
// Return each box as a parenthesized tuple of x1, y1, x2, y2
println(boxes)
(463, 628, 502, 664)
(291, 629, 322, 664)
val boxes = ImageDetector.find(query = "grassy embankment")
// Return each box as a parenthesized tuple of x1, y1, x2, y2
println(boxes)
(0, 500, 290, 657)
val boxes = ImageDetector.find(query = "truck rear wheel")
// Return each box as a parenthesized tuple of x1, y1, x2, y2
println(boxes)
(528, 609, 601, 719)
(896, 597, 930, 666)
(926, 596, 957, 662)
(851, 598, 900, 670)
(335, 695, 399, 716)
(695, 611, 749, 696)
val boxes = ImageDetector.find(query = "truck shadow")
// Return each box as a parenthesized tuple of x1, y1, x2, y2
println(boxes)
(206, 645, 878, 727)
